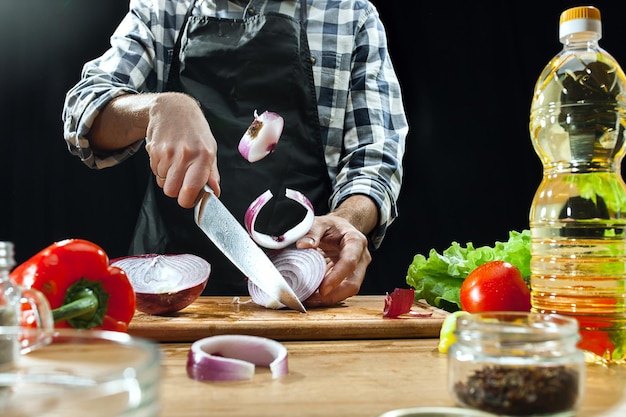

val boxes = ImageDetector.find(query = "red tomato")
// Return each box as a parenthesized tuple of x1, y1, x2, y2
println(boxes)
(460, 261, 531, 313)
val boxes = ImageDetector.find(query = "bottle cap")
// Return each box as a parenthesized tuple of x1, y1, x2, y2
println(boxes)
(0, 241, 16, 270)
(559, 6, 601, 41)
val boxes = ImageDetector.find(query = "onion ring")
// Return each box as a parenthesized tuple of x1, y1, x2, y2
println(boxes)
(186, 335, 288, 382)
(244, 188, 314, 249)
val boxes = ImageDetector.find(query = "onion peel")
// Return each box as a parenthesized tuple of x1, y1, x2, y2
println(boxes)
(244, 188, 314, 249)
(186, 335, 288, 381)
(383, 288, 416, 318)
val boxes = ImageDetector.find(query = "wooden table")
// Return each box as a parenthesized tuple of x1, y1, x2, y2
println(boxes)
(157, 339, 626, 417)
(129, 296, 626, 416)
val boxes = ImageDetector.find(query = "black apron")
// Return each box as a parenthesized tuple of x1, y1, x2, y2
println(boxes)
(129, 0, 332, 295)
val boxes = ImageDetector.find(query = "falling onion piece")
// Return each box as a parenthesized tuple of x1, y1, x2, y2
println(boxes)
(244, 188, 315, 249)
(383, 288, 416, 318)
(238, 110, 284, 162)
(248, 248, 326, 309)
(186, 335, 288, 381)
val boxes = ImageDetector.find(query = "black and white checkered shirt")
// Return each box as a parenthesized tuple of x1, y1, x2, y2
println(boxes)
(62, 0, 408, 248)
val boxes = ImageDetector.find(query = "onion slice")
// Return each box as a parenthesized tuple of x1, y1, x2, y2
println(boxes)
(238, 110, 284, 162)
(244, 188, 314, 249)
(111, 254, 210, 315)
(383, 288, 416, 318)
(186, 335, 288, 381)
(111, 254, 209, 294)
(248, 248, 326, 309)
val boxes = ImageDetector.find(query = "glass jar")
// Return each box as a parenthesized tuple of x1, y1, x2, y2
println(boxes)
(448, 312, 585, 417)
(0, 242, 53, 371)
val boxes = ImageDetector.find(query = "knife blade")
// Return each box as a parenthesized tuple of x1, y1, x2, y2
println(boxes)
(194, 185, 306, 313)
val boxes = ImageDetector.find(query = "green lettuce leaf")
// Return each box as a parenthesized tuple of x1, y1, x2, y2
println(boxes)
(405, 230, 531, 312)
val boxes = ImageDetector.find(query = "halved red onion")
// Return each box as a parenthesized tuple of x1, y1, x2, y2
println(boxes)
(111, 254, 210, 315)
(186, 335, 288, 382)
(383, 288, 416, 318)
(244, 188, 314, 249)
(248, 248, 326, 309)
(238, 110, 284, 162)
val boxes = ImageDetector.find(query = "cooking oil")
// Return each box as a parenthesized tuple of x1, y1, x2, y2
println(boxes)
(529, 6, 626, 364)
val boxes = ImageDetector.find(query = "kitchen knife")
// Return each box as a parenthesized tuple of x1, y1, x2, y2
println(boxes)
(194, 185, 307, 313)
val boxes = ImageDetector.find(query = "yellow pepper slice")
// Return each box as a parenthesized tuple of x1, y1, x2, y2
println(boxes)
(438, 310, 470, 354)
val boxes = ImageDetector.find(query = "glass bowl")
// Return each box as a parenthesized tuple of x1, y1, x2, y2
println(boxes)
(0, 327, 161, 417)
(377, 407, 497, 416)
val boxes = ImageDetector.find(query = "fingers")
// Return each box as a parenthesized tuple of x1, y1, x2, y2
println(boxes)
(146, 93, 219, 207)
(177, 159, 220, 208)
(206, 163, 221, 198)
(304, 255, 368, 308)
(296, 226, 321, 249)
(298, 215, 371, 307)
(153, 158, 219, 208)
(318, 237, 370, 297)
(318, 239, 361, 293)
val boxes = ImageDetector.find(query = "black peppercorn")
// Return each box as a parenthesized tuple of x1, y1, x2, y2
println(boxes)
(448, 312, 585, 416)
(453, 365, 580, 415)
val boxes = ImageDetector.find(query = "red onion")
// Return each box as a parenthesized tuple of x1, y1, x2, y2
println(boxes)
(238, 110, 284, 162)
(383, 288, 416, 318)
(187, 335, 288, 381)
(248, 248, 326, 309)
(111, 254, 210, 315)
(244, 188, 314, 249)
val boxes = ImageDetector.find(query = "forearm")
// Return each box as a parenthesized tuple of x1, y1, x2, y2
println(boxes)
(331, 194, 378, 237)
(89, 92, 196, 152)
(88, 94, 151, 151)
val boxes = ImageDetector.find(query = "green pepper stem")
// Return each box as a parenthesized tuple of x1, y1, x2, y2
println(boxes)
(52, 288, 99, 323)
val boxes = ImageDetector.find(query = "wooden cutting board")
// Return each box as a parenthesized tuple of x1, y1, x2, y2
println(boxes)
(127, 295, 448, 342)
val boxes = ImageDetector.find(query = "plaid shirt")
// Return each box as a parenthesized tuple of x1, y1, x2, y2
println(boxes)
(62, 0, 408, 249)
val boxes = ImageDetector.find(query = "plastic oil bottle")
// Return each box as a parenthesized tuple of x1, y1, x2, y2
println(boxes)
(529, 6, 626, 364)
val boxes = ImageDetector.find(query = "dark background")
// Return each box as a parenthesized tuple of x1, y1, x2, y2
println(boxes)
(1, 1, 624, 293)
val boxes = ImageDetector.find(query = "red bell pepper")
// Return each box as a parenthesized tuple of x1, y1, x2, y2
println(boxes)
(10, 239, 136, 332)
(575, 313, 617, 362)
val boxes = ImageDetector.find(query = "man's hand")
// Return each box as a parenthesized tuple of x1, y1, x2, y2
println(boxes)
(89, 92, 221, 208)
(145, 93, 220, 207)
(296, 195, 377, 307)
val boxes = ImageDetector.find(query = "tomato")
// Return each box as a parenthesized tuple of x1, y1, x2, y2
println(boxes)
(460, 261, 531, 313)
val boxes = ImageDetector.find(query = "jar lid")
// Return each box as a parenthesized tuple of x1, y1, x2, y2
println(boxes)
(559, 6, 601, 41)
(377, 407, 496, 417)
(454, 311, 580, 345)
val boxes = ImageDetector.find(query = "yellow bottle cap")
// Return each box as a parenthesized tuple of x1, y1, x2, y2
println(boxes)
(559, 6, 602, 41)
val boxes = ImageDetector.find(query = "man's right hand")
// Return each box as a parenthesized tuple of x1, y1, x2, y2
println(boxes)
(145, 93, 220, 207)
(89, 92, 220, 208)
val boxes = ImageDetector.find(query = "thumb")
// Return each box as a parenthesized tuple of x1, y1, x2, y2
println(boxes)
(296, 234, 318, 249)
(296, 223, 321, 249)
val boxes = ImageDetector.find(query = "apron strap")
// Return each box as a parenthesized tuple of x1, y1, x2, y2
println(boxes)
(166, 1, 197, 91)
(299, 0, 307, 29)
